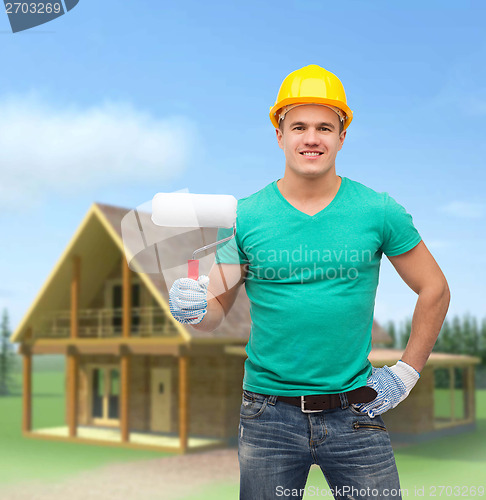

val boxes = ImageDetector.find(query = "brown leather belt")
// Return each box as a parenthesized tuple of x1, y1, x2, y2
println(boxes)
(275, 386, 377, 413)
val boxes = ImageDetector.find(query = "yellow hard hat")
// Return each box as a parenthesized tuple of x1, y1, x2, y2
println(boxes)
(269, 64, 353, 131)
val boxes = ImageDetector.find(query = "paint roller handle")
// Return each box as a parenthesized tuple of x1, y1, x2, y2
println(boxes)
(187, 224, 236, 280)
(188, 259, 199, 280)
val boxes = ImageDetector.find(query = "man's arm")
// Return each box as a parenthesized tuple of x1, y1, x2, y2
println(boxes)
(387, 240, 451, 373)
(191, 263, 248, 332)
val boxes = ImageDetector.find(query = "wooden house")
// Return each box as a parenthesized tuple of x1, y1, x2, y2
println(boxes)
(10, 202, 481, 453)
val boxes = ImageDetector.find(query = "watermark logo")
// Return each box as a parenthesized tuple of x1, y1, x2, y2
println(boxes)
(4, 0, 79, 33)
(244, 244, 371, 283)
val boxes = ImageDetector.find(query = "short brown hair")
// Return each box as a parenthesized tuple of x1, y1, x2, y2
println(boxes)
(278, 114, 345, 135)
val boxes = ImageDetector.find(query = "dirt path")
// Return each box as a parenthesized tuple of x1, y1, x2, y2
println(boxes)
(3, 447, 240, 500)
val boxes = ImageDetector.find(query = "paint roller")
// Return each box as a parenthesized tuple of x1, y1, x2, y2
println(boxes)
(151, 193, 237, 280)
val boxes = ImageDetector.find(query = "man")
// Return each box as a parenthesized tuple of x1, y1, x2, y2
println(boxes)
(169, 65, 450, 499)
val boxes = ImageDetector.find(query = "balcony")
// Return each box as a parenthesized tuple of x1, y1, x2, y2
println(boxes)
(34, 307, 179, 339)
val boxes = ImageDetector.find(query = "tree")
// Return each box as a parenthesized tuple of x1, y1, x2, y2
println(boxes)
(462, 312, 479, 356)
(435, 316, 455, 354)
(0, 309, 18, 396)
(480, 317, 486, 365)
(386, 320, 397, 348)
(451, 315, 463, 354)
(399, 316, 413, 349)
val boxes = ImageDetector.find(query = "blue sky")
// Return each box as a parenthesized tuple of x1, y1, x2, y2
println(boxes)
(1, 0, 485, 337)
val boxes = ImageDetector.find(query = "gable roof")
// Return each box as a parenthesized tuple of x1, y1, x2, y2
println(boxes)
(371, 320, 392, 345)
(10, 202, 251, 344)
(96, 202, 251, 342)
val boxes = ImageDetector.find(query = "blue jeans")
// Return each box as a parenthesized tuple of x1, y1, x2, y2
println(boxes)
(239, 389, 402, 500)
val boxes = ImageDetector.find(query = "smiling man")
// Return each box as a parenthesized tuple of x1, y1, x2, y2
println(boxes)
(275, 103, 346, 216)
(169, 64, 450, 499)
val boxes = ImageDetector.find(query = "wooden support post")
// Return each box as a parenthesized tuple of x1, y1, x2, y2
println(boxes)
(67, 255, 80, 437)
(71, 255, 80, 340)
(121, 257, 132, 442)
(179, 356, 189, 453)
(67, 347, 78, 437)
(462, 367, 468, 419)
(449, 366, 455, 422)
(120, 347, 130, 442)
(22, 347, 32, 433)
(465, 366, 475, 420)
(122, 257, 131, 339)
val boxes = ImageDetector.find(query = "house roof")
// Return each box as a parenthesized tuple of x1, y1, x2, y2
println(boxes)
(11, 201, 395, 346)
(96, 202, 251, 342)
(371, 320, 392, 345)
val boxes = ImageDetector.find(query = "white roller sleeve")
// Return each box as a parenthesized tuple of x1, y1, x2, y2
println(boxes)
(151, 193, 237, 228)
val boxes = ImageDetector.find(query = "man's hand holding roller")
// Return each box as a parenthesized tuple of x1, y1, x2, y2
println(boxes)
(169, 275, 210, 325)
(169, 263, 244, 332)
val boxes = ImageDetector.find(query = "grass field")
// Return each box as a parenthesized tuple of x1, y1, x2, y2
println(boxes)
(2, 356, 486, 499)
(1, 367, 172, 487)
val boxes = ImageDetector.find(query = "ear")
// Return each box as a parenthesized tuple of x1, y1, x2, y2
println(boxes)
(338, 129, 347, 150)
(276, 128, 284, 150)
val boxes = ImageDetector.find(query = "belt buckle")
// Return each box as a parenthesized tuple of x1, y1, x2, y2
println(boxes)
(300, 395, 324, 413)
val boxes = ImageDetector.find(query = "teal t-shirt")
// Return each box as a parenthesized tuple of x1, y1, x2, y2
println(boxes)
(215, 176, 422, 396)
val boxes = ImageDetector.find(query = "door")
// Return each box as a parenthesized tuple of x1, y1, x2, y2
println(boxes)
(91, 366, 120, 425)
(151, 368, 172, 432)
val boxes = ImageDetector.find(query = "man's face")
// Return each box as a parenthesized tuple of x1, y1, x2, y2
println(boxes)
(276, 104, 346, 179)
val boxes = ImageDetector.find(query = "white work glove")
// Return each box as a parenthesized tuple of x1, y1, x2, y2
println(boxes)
(352, 360, 420, 418)
(169, 275, 210, 325)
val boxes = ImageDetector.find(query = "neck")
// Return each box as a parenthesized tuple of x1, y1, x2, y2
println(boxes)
(277, 168, 341, 204)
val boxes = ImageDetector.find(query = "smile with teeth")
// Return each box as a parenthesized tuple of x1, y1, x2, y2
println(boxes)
(300, 151, 323, 156)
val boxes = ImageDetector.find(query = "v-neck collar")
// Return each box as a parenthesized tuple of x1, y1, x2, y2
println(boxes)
(272, 176, 347, 219)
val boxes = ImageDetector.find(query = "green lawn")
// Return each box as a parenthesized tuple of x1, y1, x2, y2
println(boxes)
(1, 370, 172, 487)
(2, 364, 486, 499)
(434, 388, 468, 419)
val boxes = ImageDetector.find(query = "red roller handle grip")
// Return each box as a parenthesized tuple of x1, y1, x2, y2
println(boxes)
(188, 259, 199, 280)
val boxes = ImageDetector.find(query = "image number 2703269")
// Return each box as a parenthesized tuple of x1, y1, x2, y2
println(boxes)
(3, 0, 79, 33)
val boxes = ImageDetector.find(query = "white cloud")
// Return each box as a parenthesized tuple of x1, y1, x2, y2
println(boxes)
(0, 94, 200, 209)
(439, 201, 485, 219)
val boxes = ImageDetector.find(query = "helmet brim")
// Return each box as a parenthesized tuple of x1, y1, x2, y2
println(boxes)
(269, 97, 353, 131)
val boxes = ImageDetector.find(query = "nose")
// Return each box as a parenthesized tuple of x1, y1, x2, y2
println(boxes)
(303, 127, 320, 145)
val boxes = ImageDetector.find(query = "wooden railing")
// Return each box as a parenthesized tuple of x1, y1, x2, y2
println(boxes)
(34, 307, 179, 339)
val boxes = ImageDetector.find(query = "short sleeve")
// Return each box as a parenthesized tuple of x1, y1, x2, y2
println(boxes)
(381, 193, 422, 257)
(215, 226, 249, 265)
